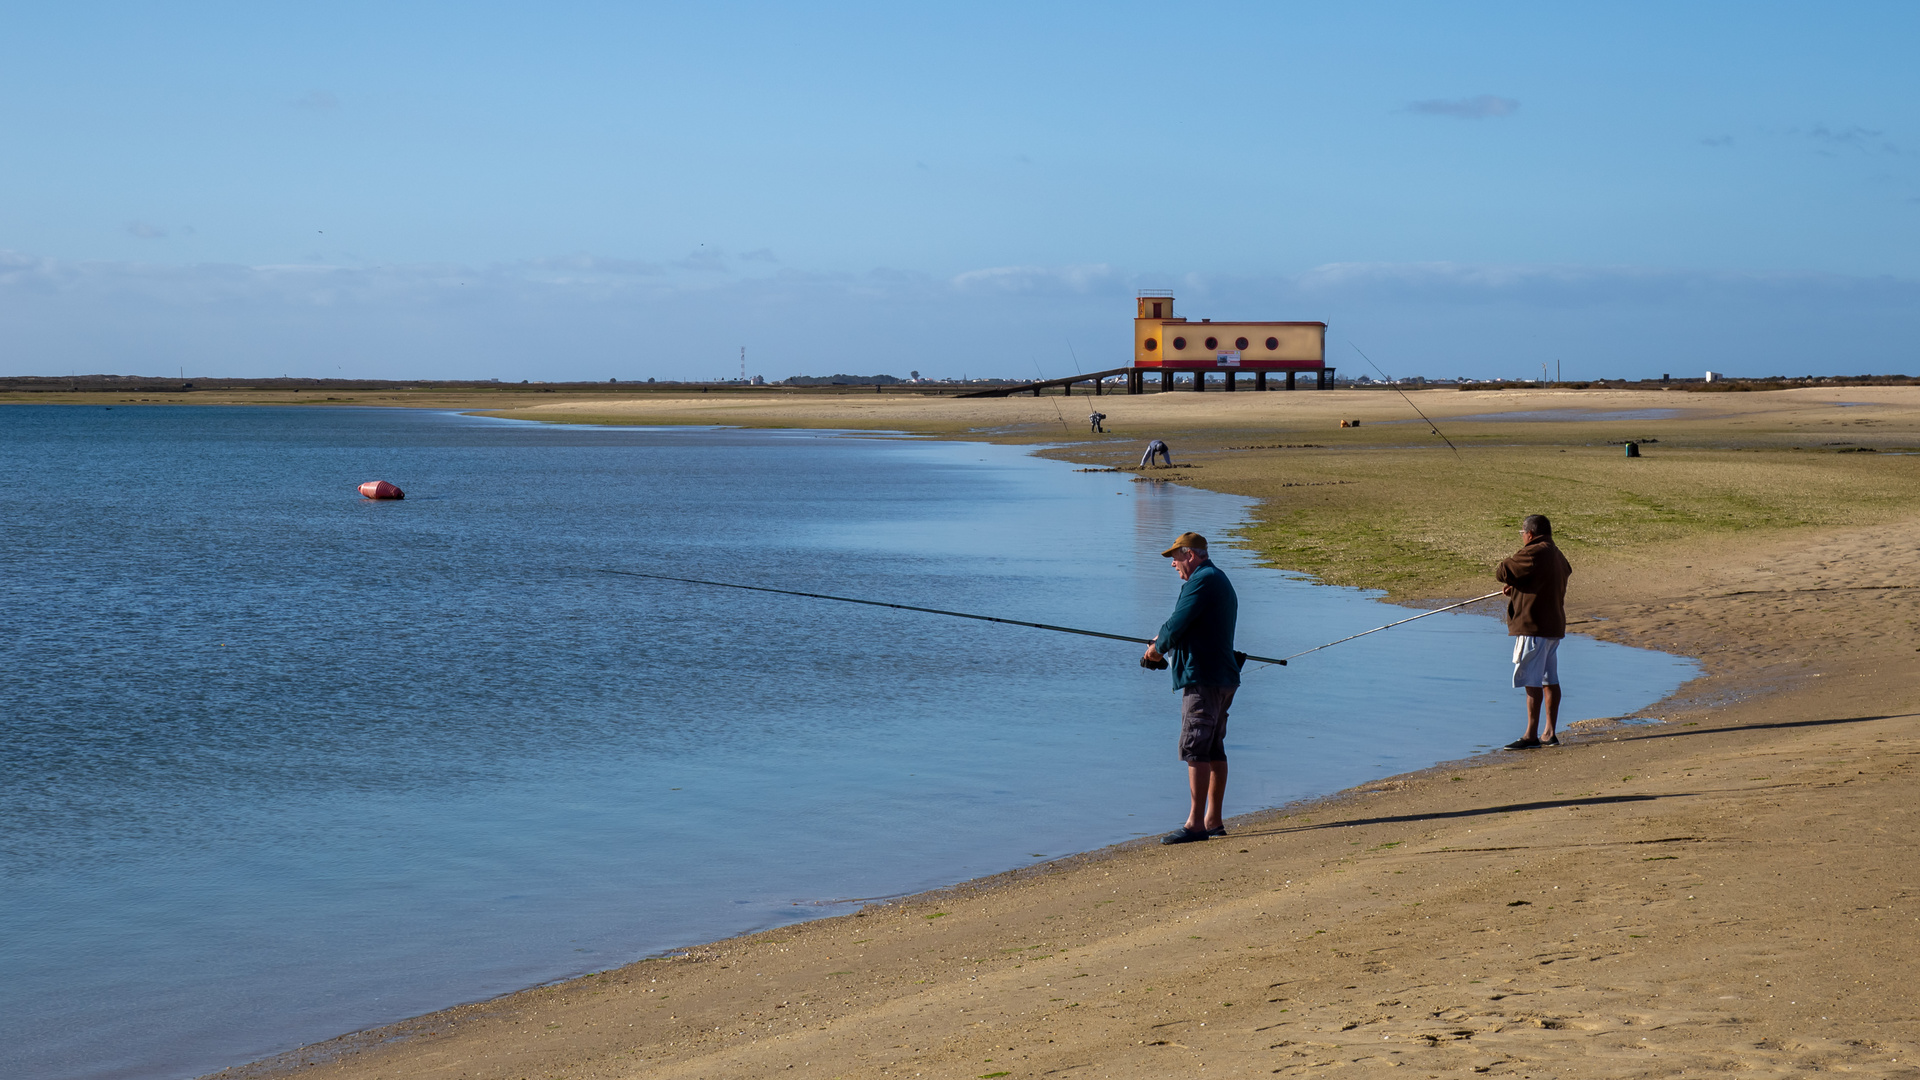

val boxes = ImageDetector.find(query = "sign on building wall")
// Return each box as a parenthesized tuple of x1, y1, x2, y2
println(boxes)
(1216, 351, 1241, 367)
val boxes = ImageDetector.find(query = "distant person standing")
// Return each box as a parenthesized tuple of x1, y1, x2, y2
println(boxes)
(1142, 532, 1242, 844)
(1140, 439, 1173, 468)
(1497, 514, 1573, 749)
(1089, 409, 1107, 433)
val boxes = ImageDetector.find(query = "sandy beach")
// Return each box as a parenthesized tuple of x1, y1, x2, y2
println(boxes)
(204, 385, 1920, 1079)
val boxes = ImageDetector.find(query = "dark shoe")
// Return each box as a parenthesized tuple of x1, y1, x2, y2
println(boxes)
(1503, 738, 1543, 750)
(1160, 826, 1209, 845)
(1206, 825, 1228, 837)
(1544, 735, 1560, 746)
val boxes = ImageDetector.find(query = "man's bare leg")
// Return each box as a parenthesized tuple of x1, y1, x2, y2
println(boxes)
(1523, 685, 1563, 742)
(1186, 761, 1228, 832)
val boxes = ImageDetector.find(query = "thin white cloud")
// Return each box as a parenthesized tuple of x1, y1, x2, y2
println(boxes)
(677, 248, 729, 272)
(950, 264, 1117, 293)
(0, 251, 1914, 381)
(1798, 124, 1897, 155)
(1285, 260, 1919, 306)
(1405, 95, 1519, 119)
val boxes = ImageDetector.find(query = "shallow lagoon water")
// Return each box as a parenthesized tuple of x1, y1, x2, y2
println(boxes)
(0, 406, 1696, 1080)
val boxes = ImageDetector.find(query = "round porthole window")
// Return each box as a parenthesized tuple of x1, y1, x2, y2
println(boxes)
(1204, 336, 1218, 350)
(1144, 337, 1158, 351)
(1172, 336, 1187, 350)
(1266, 336, 1279, 350)
(1235, 337, 1249, 350)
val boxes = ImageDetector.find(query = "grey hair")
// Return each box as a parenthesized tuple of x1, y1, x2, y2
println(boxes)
(1522, 513, 1552, 537)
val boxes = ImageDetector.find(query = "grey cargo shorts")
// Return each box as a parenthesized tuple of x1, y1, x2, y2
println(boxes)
(1178, 684, 1236, 764)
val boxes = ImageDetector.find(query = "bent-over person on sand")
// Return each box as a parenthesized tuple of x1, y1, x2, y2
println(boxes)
(1497, 513, 1572, 749)
(1140, 439, 1173, 468)
(1143, 532, 1242, 844)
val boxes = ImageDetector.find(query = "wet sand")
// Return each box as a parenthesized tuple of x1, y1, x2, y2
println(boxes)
(212, 387, 1920, 1078)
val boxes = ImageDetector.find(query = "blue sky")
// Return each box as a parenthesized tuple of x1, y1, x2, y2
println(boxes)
(2, 2, 1914, 381)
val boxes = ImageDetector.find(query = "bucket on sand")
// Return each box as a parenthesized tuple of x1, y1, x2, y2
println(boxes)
(1624, 442, 1640, 458)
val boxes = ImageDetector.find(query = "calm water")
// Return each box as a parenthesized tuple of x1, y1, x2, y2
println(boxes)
(0, 405, 1696, 1080)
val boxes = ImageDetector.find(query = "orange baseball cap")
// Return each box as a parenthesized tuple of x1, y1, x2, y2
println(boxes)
(1160, 532, 1208, 557)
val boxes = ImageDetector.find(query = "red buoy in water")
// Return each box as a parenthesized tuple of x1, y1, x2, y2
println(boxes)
(358, 480, 405, 500)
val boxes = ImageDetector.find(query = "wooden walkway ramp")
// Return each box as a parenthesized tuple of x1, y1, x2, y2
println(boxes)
(956, 367, 1136, 398)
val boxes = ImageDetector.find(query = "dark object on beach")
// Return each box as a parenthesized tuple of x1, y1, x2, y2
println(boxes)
(1161, 826, 1209, 844)
(1624, 441, 1640, 458)
(358, 480, 405, 500)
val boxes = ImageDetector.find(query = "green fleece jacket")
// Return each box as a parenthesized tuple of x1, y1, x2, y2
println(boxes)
(1154, 561, 1241, 690)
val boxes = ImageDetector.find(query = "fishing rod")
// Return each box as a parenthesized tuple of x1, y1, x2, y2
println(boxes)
(1278, 591, 1504, 662)
(1348, 341, 1460, 454)
(1032, 359, 1073, 434)
(594, 567, 1291, 666)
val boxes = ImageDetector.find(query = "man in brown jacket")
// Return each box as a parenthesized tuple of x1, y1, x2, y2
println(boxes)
(1495, 513, 1573, 749)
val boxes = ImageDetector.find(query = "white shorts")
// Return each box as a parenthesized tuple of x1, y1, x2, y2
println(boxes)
(1511, 635, 1561, 688)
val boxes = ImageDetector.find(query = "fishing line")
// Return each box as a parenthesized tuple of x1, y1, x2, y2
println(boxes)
(1347, 340, 1460, 454)
(1032, 359, 1073, 434)
(595, 567, 1291, 666)
(1278, 591, 1504, 662)
(599, 574, 1504, 670)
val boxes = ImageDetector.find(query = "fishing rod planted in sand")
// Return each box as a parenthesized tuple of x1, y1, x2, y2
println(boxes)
(1348, 341, 1460, 455)
(1277, 591, 1505, 663)
(594, 567, 1291, 667)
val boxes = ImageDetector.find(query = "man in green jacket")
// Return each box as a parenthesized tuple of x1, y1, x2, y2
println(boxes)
(1142, 532, 1241, 844)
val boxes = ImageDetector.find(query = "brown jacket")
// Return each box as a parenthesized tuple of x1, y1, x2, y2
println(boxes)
(1496, 538, 1572, 638)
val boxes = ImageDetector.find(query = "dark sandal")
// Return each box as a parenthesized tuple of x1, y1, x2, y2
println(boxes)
(1160, 826, 1210, 845)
